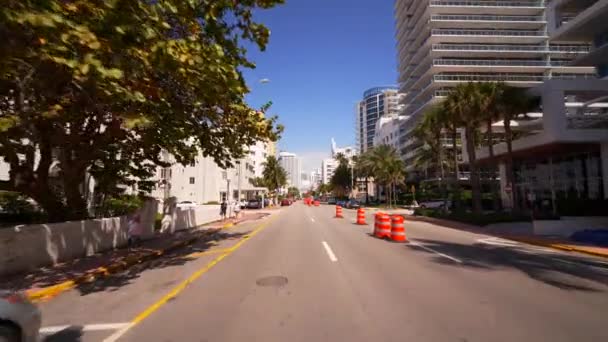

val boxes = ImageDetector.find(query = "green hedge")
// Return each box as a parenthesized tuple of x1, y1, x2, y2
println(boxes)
(414, 208, 532, 226)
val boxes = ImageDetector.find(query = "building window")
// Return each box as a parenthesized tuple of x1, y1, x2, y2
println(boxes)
(222, 171, 227, 180)
(189, 177, 195, 184)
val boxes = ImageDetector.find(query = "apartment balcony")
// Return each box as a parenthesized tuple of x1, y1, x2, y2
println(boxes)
(430, 43, 591, 58)
(431, 14, 546, 29)
(429, 1, 545, 15)
(430, 28, 548, 44)
(431, 58, 593, 73)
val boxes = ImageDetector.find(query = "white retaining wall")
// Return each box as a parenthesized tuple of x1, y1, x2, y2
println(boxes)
(0, 200, 158, 277)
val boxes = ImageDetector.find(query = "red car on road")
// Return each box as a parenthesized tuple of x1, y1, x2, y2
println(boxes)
(281, 199, 292, 206)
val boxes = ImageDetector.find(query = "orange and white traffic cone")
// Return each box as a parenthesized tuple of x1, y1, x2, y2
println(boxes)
(335, 205, 343, 218)
(356, 208, 367, 225)
(390, 215, 407, 242)
(375, 213, 391, 239)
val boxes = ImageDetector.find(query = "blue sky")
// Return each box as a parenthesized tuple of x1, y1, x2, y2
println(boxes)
(243, 0, 397, 172)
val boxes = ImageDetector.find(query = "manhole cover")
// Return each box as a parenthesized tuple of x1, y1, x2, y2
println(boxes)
(256, 276, 288, 287)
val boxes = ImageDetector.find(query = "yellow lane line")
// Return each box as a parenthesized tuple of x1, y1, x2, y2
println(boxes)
(103, 215, 278, 342)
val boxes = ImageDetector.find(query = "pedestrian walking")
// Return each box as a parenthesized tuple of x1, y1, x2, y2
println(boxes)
(233, 200, 241, 219)
(220, 200, 228, 220)
(128, 213, 143, 249)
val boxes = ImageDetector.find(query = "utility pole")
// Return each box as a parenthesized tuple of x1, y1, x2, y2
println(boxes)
(226, 179, 232, 218)
(236, 161, 242, 203)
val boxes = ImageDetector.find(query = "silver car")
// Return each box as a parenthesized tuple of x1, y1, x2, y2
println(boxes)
(0, 291, 41, 342)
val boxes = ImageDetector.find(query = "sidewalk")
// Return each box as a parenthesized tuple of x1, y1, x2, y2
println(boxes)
(407, 215, 608, 259)
(0, 212, 269, 300)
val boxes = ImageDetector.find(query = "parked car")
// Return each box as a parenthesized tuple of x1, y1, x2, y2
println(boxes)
(327, 197, 337, 205)
(176, 200, 198, 209)
(281, 199, 292, 206)
(417, 200, 451, 210)
(336, 200, 347, 207)
(246, 200, 261, 209)
(345, 199, 361, 209)
(239, 200, 248, 209)
(0, 290, 41, 342)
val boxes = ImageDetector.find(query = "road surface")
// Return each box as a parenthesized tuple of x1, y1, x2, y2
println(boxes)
(39, 203, 608, 341)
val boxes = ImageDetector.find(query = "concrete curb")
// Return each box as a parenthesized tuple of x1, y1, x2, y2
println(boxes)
(506, 237, 608, 259)
(26, 229, 218, 302)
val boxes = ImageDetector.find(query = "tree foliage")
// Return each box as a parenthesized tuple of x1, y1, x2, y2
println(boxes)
(0, 0, 284, 221)
(261, 155, 287, 194)
(287, 186, 300, 198)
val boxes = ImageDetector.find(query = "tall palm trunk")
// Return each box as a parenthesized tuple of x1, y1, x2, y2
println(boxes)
(465, 126, 482, 214)
(438, 137, 447, 213)
(452, 127, 460, 211)
(504, 118, 518, 212)
(486, 119, 501, 212)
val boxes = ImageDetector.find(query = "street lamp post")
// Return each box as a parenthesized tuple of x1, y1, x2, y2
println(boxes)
(226, 179, 232, 218)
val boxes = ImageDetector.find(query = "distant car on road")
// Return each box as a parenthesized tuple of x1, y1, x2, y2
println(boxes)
(0, 290, 41, 342)
(336, 200, 347, 207)
(246, 200, 261, 209)
(281, 199, 292, 206)
(327, 197, 337, 205)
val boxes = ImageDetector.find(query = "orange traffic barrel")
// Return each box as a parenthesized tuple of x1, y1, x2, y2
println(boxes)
(375, 213, 391, 239)
(390, 215, 407, 242)
(335, 205, 343, 218)
(356, 208, 367, 225)
(314, 200, 320, 207)
(373, 212, 383, 235)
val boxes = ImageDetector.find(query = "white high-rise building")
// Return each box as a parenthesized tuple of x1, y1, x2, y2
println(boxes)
(395, 0, 596, 171)
(310, 168, 322, 189)
(248, 141, 272, 178)
(355, 87, 402, 153)
(321, 158, 337, 185)
(278, 152, 302, 189)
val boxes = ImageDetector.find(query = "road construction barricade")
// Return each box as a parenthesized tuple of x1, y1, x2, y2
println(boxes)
(356, 208, 367, 225)
(390, 215, 407, 242)
(335, 205, 343, 218)
(374, 213, 391, 239)
(314, 200, 320, 207)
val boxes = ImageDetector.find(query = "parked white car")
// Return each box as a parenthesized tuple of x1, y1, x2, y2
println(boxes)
(0, 290, 41, 342)
(416, 200, 451, 210)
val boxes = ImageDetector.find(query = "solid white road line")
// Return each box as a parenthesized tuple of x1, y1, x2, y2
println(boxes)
(409, 240, 463, 263)
(40, 323, 131, 334)
(102, 323, 134, 342)
(322, 241, 338, 262)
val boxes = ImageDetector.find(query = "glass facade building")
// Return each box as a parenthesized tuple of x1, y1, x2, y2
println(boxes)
(356, 87, 400, 153)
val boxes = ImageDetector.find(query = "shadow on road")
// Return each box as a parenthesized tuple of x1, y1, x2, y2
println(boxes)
(43, 326, 83, 342)
(73, 230, 250, 296)
(407, 239, 608, 292)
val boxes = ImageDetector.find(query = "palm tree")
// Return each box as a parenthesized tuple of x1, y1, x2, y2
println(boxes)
(354, 152, 374, 203)
(414, 104, 449, 210)
(498, 86, 539, 212)
(477, 81, 506, 211)
(261, 155, 287, 198)
(367, 145, 405, 207)
(445, 82, 484, 214)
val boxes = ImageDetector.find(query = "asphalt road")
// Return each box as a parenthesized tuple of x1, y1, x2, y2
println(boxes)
(39, 203, 608, 342)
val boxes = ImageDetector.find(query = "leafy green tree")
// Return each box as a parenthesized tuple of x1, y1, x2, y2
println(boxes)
(0, 0, 284, 221)
(261, 155, 287, 195)
(287, 186, 300, 198)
